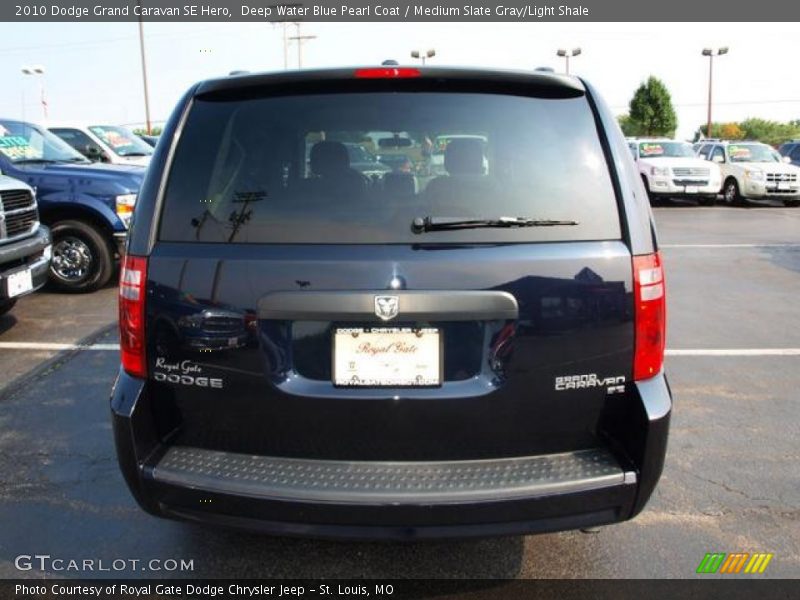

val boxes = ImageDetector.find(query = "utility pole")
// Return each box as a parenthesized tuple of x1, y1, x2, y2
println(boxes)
(288, 23, 316, 68)
(137, 0, 152, 134)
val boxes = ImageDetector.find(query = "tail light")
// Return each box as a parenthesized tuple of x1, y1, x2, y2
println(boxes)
(354, 67, 421, 79)
(633, 252, 666, 381)
(119, 255, 147, 378)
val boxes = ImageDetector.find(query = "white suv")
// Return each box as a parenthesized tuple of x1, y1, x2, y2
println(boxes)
(629, 138, 722, 205)
(696, 141, 800, 207)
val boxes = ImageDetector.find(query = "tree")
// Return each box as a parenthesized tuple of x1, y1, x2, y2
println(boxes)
(617, 114, 642, 137)
(628, 77, 678, 137)
(700, 122, 745, 139)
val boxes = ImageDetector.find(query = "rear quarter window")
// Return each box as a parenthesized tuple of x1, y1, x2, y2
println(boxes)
(158, 90, 621, 244)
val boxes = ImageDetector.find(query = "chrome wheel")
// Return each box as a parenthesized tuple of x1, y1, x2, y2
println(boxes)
(51, 236, 94, 282)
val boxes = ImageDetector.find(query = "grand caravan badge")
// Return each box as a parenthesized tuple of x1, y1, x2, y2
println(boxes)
(555, 373, 626, 393)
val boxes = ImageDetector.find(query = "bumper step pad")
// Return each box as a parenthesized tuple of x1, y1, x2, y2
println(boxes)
(151, 446, 627, 504)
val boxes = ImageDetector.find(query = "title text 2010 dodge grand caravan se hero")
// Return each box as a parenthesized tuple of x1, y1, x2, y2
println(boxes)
(111, 67, 671, 539)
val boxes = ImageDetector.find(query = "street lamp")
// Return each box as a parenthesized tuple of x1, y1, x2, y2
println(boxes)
(21, 65, 47, 121)
(556, 47, 581, 75)
(702, 47, 729, 139)
(411, 49, 435, 65)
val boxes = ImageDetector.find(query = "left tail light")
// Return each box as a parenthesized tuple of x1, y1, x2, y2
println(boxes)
(119, 255, 147, 378)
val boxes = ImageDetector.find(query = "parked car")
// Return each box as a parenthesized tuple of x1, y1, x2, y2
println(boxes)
(0, 119, 144, 291)
(137, 134, 160, 148)
(0, 175, 51, 316)
(778, 140, 800, 167)
(377, 152, 413, 173)
(343, 143, 392, 179)
(696, 140, 800, 206)
(111, 66, 671, 539)
(49, 123, 153, 167)
(629, 138, 722, 205)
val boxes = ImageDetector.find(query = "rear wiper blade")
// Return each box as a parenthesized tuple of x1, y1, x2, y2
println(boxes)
(411, 216, 579, 233)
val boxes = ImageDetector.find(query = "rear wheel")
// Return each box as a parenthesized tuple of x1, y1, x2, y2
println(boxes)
(723, 178, 744, 206)
(0, 298, 17, 317)
(49, 220, 114, 293)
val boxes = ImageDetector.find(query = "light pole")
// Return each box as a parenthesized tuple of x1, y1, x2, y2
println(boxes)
(556, 48, 581, 75)
(411, 49, 435, 65)
(702, 47, 729, 139)
(21, 65, 47, 121)
(136, 0, 152, 135)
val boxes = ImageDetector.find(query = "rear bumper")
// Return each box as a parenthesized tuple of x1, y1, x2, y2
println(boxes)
(0, 226, 51, 300)
(111, 370, 671, 539)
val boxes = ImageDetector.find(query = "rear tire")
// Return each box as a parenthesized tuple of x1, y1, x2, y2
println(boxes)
(0, 298, 17, 317)
(723, 178, 744, 206)
(49, 220, 114, 293)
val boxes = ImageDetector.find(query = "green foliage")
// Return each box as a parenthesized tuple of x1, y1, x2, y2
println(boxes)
(132, 127, 163, 136)
(699, 119, 800, 146)
(617, 114, 643, 137)
(628, 77, 678, 137)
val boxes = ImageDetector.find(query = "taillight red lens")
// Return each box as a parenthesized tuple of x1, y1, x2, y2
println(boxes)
(119, 255, 147, 378)
(633, 252, 666, 381)
(354, 67, 421, 79)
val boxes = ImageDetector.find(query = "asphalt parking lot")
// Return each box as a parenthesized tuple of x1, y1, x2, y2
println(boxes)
(0, 201, 798, 579)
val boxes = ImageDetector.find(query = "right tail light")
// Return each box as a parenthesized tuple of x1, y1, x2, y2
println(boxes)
(119, 255, 148, 378)
(633, 251, 666, 381)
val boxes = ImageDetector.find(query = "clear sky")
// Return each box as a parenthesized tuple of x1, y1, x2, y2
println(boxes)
(1, 21, 798, 139)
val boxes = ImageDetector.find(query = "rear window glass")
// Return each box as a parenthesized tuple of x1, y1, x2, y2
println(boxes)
(158, 92, 620, 244)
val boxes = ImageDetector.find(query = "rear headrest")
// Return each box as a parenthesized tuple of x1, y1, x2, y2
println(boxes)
(445, 139, 484, 175)
(310, 141, 350, 177)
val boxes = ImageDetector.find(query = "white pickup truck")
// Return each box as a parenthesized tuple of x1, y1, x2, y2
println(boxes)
(629, 138, 722, 205)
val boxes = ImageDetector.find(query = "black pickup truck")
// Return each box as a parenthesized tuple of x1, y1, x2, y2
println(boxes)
(112, 66, 671, 539)
(0, 175, 50, 316)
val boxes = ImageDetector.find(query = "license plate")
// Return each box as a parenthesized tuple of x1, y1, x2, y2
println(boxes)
(333, 327, 442, 387)
(685, 186, 699, 194)
(778, 182, 790, 191)
(7, 268, 33, 298)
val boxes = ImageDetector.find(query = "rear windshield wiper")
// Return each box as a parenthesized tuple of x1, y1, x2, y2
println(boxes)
(412, 216, 579, 233)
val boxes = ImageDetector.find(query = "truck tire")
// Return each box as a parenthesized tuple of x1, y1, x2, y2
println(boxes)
(49, 220, 114, 293)
(723, 178, 744, 206)
(0, 298, 17, 316)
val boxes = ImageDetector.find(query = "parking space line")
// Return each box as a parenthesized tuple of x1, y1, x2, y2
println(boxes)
(2, 342, 799, 357)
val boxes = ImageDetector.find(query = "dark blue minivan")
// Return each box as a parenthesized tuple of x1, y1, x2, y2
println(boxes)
(0, 119, 144, 291)
(111, 67, 671, 539)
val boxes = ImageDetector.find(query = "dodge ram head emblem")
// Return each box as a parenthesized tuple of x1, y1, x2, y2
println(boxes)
(374, 295, 399, 321)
